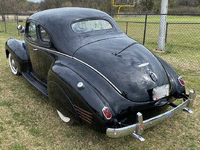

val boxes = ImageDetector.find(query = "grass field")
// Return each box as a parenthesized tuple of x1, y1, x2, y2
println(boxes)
(0, 16, 200, 149)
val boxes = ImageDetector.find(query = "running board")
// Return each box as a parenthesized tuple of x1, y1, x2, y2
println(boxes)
(22, 72, 48, 96)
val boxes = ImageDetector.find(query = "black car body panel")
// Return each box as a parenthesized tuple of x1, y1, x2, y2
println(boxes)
(74, 38, 170, 102)
(5, 7, 195, 139)
(5, 39, 29, 73)
(6, 39, 29, 61)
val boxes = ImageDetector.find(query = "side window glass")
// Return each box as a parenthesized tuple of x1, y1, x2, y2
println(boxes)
(28, 22, 37, 41)
(40, 26, 50, 43)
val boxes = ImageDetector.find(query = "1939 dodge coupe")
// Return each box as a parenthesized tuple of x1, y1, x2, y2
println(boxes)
(5, 8, 196, 141)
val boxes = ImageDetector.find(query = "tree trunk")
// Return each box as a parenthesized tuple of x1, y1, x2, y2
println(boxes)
(2, 15, 5, 22)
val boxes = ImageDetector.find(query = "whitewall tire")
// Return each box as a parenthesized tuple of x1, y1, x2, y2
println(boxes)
(8, 53, 21, 76)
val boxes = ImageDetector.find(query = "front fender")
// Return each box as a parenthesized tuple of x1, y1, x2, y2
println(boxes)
(6, 39, 29, 61)
(154, 55, 185, 98)
(5, 39, 30, 72)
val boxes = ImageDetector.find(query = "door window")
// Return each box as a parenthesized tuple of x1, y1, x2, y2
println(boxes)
(39, 26, 50, 43)
(28, 22, 37, 41)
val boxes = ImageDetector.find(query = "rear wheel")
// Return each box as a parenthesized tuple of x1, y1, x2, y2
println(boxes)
(8, 53, 21, 76)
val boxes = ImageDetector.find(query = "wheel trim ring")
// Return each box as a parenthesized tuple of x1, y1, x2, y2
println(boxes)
(9, 53, 18, 75)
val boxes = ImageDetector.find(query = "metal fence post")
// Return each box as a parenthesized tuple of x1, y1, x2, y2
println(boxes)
(165, 22, 168, 44)
(16, 14, 19, 35)
(125, 22, 128, 35)
(157, 0, 168, 51)
(143, 14, 148, 45)
(4, 16, 6, 33)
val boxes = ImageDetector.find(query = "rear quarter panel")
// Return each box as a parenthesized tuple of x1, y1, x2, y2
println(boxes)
(47, 60, 111, 132)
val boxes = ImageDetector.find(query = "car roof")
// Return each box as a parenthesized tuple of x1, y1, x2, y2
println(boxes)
(28, 7, 123, 55)
(30, 7, 109, 23)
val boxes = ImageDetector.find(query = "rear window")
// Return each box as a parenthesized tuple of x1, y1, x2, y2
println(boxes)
(71, 19, 112, 33)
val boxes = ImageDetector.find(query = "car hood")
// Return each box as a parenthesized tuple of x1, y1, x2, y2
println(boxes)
(73, 37, 170, 102)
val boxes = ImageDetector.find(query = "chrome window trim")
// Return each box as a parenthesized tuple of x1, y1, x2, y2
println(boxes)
(27, 41, 122, 94)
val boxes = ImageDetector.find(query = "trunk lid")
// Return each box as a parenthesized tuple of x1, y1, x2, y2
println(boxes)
(74, 37, 169, 102)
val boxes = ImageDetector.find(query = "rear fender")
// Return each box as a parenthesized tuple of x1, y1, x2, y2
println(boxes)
(48, 80, 80, 123)
(47, 64, 114, 132)
(155, 55, 185, 98)
(5, 39, 30, 72)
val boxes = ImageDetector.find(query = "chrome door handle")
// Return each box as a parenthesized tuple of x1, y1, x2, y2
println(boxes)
(33, 48, 38, 51)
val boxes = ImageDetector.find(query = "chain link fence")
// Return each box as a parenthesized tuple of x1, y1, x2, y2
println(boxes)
(0, 13, 31, 36)
(115, 14, 200, 51)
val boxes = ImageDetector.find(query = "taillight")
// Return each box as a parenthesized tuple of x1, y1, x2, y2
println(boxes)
(178, 76, 185, 86)
(102, 107, 112, 120)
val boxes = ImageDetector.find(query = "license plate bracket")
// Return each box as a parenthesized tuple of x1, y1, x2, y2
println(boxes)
(153, 84, 169, 101)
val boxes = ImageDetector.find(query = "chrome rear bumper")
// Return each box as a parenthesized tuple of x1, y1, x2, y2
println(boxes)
(106, 90, 196, 141)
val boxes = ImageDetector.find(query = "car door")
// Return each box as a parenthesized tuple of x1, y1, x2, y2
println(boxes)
(26, 21, 54, 84)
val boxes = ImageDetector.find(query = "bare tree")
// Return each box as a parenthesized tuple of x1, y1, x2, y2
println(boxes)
(39, 0, 67, 10)
(169, 0, 200, 7)
(0, 0, 34, 13)
(39, 0, 112, 14)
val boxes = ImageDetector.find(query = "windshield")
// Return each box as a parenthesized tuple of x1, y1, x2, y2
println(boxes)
(71, 19, 112, 33)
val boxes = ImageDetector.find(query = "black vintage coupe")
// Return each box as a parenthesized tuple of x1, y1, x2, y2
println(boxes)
(5, 8, 196, 141)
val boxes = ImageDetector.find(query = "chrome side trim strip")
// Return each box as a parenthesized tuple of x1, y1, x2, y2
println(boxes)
(138, 62, 149, 68)
(27, 42, 122, 94)
(27, 41, 73, 58)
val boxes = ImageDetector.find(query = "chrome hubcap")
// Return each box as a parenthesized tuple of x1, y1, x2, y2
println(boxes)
(9, 53, 18, 75)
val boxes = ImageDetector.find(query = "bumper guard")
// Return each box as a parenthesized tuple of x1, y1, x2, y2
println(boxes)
(106, 90, 196, 141)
